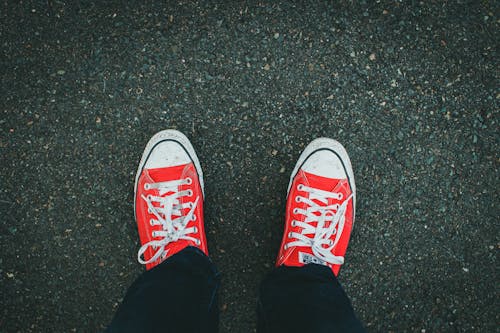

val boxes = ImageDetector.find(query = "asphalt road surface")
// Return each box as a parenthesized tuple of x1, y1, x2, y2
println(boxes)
(1, 1, 498, 332)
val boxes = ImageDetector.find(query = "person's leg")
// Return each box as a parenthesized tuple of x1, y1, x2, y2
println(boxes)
(258, 138, 365, 333)
(257, 264, 364, 333)
(107, 130, 218, 333)
(107, 247, 219, 333)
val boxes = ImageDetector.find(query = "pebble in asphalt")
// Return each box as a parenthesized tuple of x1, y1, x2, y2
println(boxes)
(1, 1, 498, 332)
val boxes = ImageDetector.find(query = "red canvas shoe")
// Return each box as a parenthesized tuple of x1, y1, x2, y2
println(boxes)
(276, 138, 356, 276)
(134, 130, 207, 270)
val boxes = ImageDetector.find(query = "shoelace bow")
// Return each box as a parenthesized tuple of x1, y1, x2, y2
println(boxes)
(138, 178, 199, 265)
(286, 183, 353, 265)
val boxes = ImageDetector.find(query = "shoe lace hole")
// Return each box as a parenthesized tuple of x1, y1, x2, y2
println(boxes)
(293, 208, 299, 214)
(338, 193, 343, 200)
(187, 190, 193, 197)
(295, 196, 301, 203)
(144, 183, 150, 190)
(150, 219, 155, 226)
(185, 177, 192, 185)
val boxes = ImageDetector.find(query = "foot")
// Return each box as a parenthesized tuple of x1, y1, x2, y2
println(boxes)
(276, 138, 356, 276)
(134, 130, 207, 270)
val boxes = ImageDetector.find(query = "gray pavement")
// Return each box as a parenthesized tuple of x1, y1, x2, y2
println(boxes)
(1, 1, 498, 332)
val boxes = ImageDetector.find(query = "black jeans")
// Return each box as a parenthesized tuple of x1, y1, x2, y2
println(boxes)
(106, 247, 365, 333)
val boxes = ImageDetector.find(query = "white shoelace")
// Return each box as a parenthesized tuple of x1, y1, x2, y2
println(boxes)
(137, 178, 199, 265)
(285, 183, 353, 265)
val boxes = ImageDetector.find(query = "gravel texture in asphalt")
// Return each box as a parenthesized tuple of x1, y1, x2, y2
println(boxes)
(1, 1, 498, 332)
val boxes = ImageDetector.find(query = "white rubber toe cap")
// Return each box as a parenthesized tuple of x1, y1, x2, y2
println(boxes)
(144, 141, 191, 169)
(288, 137, 355, 195)
(301, 150, 347, 179)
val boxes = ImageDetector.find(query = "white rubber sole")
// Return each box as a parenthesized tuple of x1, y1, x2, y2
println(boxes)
(134, 130, 205, 198)
(287, 137, 356, 211)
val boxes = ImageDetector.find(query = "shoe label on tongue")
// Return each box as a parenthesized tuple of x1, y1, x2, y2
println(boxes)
(298, 252, 327, 266)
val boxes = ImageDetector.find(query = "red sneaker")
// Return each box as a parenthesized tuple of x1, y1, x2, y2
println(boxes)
(276, 138, 356, 276)
(134, 130, 207, 270)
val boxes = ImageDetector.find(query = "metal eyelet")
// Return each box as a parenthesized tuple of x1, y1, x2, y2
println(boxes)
(147, 194, 152, 200)
(288, 232, 293, 238)
(293, 208, 299, 214)
(187, 190, 193, 197)
(196, 239, 201, 245)
(337, 193, 343, 200)
(148, 207, 153, 214)
(144, 183, 151, 190)
(193, 226, 198, 233)
(192, 215, 197, 221)
(291, 220, 296, 227)
(185, 177, 192, 185)
(152, 231, 157, 237)
(295, 196, 301, 203)
(150, 219, 155, 226)
(297, 184, 304, 191)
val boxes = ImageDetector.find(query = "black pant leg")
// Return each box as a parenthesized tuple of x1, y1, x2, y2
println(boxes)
(107, 246, 220, 333)
(257, 264, 366, 333)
